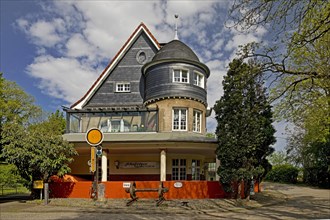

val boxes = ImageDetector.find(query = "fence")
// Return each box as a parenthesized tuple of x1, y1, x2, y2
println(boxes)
(0, 184, 29, 196)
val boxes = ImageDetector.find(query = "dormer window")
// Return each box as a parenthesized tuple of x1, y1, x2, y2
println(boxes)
(194, 71, 204, 88)
(173, 69, 189, 83)
(116, 83, 130, 92)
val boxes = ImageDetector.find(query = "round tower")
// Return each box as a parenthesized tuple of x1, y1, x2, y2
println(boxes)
(142, 40, 210, 134)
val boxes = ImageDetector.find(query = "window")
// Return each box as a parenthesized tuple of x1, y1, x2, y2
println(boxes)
(173, 108, 187, 131)
(100, 119, 130, 132)
(193, 110, 201, 132)
(194, 72, 204, 88)
(116, 83, 130, 92)
(208, 163, 216, 181)
(192, 159, 201, 180)
(172, 159, 186, 180)
(173, 69, 189, 83)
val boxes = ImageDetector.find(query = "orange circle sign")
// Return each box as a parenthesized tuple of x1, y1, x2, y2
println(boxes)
(86, 128, 104, 146)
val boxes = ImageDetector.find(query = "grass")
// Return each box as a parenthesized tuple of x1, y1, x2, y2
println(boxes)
(0, 185, 30, 196)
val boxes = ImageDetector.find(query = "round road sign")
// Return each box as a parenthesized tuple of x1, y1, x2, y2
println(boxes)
(86, 128, 104, 146)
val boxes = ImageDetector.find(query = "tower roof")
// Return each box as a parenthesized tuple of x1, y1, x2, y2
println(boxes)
(152, 40, 200, 62)
(142, 39, 209, 77)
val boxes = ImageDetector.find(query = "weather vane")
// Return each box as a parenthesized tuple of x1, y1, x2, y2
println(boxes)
(174, 14, 179, 40)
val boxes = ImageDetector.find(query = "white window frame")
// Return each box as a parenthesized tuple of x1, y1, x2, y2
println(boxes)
(116, 83, 130, 92)
(172, 108, 187, 131)
(172, 159, 186, 180)
(193, 110, 202, 132)
(193, 71, 204, 88)
(173, 69, 189, 83)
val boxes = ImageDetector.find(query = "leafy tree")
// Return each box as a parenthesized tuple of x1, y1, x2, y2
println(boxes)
(214, 59, 276, 198)
(0, 74, 77, 192)
(286, 128, 330, 188)
(228, 0, 330, 187)
(0, 73, 41, 159)
(0, 163, 26, 192)
(267, 150, 289, 166)
(1, 112, 77, 189)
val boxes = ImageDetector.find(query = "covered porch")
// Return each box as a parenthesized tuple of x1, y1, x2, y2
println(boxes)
(64, 132, 219, 182)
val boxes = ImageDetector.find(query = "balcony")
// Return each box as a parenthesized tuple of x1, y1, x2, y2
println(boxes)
(65, 109, 158, 133)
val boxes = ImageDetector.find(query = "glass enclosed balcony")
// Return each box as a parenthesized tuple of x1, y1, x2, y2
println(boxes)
(65, 110, 158, 133)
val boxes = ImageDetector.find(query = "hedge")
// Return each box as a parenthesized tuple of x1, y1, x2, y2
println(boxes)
(265, 164, 299, 184)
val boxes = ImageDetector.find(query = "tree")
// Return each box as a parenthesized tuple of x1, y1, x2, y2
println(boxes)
(267, 150, 289, 166)
(0, 73, 41, 159)
(0, 163, 26, 193)
(0, 74, 77, 192)
(286, 126, 330, 188)
(1, 111, 77, 189)
(228, 0, 330, 187)
(228, 0, 329, 112)
(214, 59, 276, 198)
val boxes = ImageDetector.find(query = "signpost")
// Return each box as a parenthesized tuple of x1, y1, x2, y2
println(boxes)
(33, 180, 44, 200)
(86, 128, 104, 200)
(86, 128, 104, 146)
(90, 147, 96, 173)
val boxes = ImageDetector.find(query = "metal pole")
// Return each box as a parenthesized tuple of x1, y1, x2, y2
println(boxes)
(44, 183, 49, 205)
(95, 157, 99, 200)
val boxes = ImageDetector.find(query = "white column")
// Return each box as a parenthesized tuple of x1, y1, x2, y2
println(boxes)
(101, 150, 108, 182)
(160, 150, 166, 181)
(215, 158, 220, 181)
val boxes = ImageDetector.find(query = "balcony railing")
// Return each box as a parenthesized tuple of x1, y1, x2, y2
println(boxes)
(65, 110, 158, 133)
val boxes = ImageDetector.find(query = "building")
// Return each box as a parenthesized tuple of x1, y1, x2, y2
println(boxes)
(59, 23, 223, 199)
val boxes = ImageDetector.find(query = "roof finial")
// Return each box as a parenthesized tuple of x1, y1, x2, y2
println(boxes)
(174, 14, 179, 40)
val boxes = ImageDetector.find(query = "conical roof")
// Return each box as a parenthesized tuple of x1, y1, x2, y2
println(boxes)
(152, 40, 200, 62)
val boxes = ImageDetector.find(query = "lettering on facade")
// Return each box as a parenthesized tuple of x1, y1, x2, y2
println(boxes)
(120, 162, 159, 169)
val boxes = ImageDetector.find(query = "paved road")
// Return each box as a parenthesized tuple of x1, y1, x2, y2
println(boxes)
(1, 182, 329, 219)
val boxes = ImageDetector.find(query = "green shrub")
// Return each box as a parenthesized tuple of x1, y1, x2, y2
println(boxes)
(265, 164, 299, 184)
(304, 167, 329, 188)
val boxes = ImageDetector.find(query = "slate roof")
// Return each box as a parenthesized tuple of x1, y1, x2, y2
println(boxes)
(152, 40, 200, 62)
(70, 23, 160, 109)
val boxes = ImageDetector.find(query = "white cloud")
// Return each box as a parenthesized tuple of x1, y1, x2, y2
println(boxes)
(26, 20, 63, 47)
(26, 55, 99, 103)
(206, 59, 228, 107)
(66, 34, 92, 58)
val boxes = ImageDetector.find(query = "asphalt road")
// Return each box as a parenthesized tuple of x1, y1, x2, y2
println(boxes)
(0, 182, 329, 220)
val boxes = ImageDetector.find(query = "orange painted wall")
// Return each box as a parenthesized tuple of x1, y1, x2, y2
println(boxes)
(50, 182, 92, 198)
(50, 181, 231, 199)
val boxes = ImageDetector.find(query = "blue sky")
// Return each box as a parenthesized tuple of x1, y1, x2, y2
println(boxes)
(0, 0, 288, 151)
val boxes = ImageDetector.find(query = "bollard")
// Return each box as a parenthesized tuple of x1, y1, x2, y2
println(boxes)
(44, 183, 49, 205)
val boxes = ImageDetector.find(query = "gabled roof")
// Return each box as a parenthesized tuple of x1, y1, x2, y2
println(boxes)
(71, 23, 161, 109)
